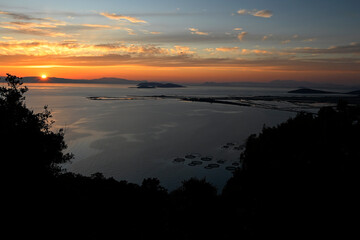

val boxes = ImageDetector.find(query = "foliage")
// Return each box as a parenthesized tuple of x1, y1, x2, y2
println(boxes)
(222, 102, 359, 237)
(0, 74, 73, 182)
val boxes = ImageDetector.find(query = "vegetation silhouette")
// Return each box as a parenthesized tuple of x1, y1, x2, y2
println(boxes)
(2, 74, 358, 239)
(223, 100, 359, 238)
(1, 74, 73, 181)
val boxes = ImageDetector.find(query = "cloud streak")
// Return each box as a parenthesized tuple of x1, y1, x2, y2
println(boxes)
(215, 47, 239, 52)
(100, 12, 147, 23)
(188, 28, 209, 36)
(0, 40, 196, 57)
(0, 10, 56, 21)
(291, 42, 360, 54)
(237, 9, 273, 18)
(0, 21, 71, 37)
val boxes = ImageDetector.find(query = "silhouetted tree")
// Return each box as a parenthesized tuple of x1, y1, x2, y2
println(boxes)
(1, 74, 73, 183)
(223, 102, 359, 238)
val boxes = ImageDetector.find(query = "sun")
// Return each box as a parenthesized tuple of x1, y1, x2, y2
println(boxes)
(41, 74, 47, 79)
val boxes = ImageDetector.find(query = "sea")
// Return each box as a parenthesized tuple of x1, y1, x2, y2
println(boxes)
(23, 83, 332, 192)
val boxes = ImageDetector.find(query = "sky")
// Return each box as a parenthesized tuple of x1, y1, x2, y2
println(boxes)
(0, 0, 359, 83)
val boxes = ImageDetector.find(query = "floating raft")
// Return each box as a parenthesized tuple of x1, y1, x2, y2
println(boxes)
(225, 166, 237, 171)
(204, 163, 220, 169)
(173, 158, 185, 163)
(188, 160, 203, 166)
(185, 154, 196, 159)
(200, 156, 212, 161)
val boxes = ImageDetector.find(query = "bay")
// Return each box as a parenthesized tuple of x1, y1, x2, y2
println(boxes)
(25, 83, 296, 191)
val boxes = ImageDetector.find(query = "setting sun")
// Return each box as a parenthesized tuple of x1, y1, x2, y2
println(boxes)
(41, 74, 47, 79)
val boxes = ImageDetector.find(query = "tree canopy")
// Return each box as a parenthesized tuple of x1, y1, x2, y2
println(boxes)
(223, 102, 359, 238)
(1, 74, 73, 183)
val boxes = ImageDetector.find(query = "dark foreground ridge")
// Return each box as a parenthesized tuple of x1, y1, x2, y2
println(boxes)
(2, 74, 358, 239)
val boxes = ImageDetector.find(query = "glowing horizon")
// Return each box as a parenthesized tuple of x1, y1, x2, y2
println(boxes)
(0, 0, 359, 84)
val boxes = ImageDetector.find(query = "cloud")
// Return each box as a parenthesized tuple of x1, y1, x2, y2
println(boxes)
(170, 45, 195, 55)
(281, 40, 291, 44)
(0, 23, 71, 37)
(233, 28, 243, 31)
(1, 44, 359, 77)
(262, 34, 273, 41)
(95, 43, 169, 55)
(0, 19, 121, 38)
(237, 9, 273, 18)
(3, 51, 359, 76)
(203, 48, 214, 52)
(141, 30, 162, 35)
(0, 10, 56, 21)
(2, 21, 65, 29)
(241, 49, 273, 55)
(80, 24, 111, 29)
(252, 10, 273, 18)
(0, 40, 195, 57)
(302, 38, 317, 42)
(188, 28, 209, 36)
(237, 31, 248, 41)
(100, 12, 147, 23)
(118, 27, 136, 35)
(291, 42, 360, 54)
(215, 47, 239, 52)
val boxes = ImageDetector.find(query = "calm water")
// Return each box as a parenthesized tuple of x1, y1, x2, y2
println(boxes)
(25, 83, 297, 191)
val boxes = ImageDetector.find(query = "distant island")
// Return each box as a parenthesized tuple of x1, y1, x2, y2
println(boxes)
(137, 82, 185, 88)
(288, 88, 338, 94)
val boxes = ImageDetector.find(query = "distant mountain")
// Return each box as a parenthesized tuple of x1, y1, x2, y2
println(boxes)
(201, 80, 350, 89)
(288, 88, 338, 94)
(268, 80, 345, 89)
(1, 76, 143, 84)
(90, 77, 143, 84)
(137, 82, 184, 88)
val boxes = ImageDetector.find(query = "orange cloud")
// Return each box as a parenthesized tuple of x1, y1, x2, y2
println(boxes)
(237, 32, 248, 41)
(188, 28, 210, 36)
(100, 12, 147, 23)
(241, 49, 273, 55)
(170, 46, 195, 55)
(0, 10, 58, 22)
(0, 40, 195, 57)
(237, 9, 273, 18)
(216, 47, 239, 52)
(80, 24, 111, 29)
(0, 20, 70, 37)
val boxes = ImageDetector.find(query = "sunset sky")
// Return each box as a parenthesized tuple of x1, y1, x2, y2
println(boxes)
(0, 0, 359, 83)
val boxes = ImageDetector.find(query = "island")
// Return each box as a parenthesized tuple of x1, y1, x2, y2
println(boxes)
(288, 88, 337, 94)
(137, 82, 185, 88)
